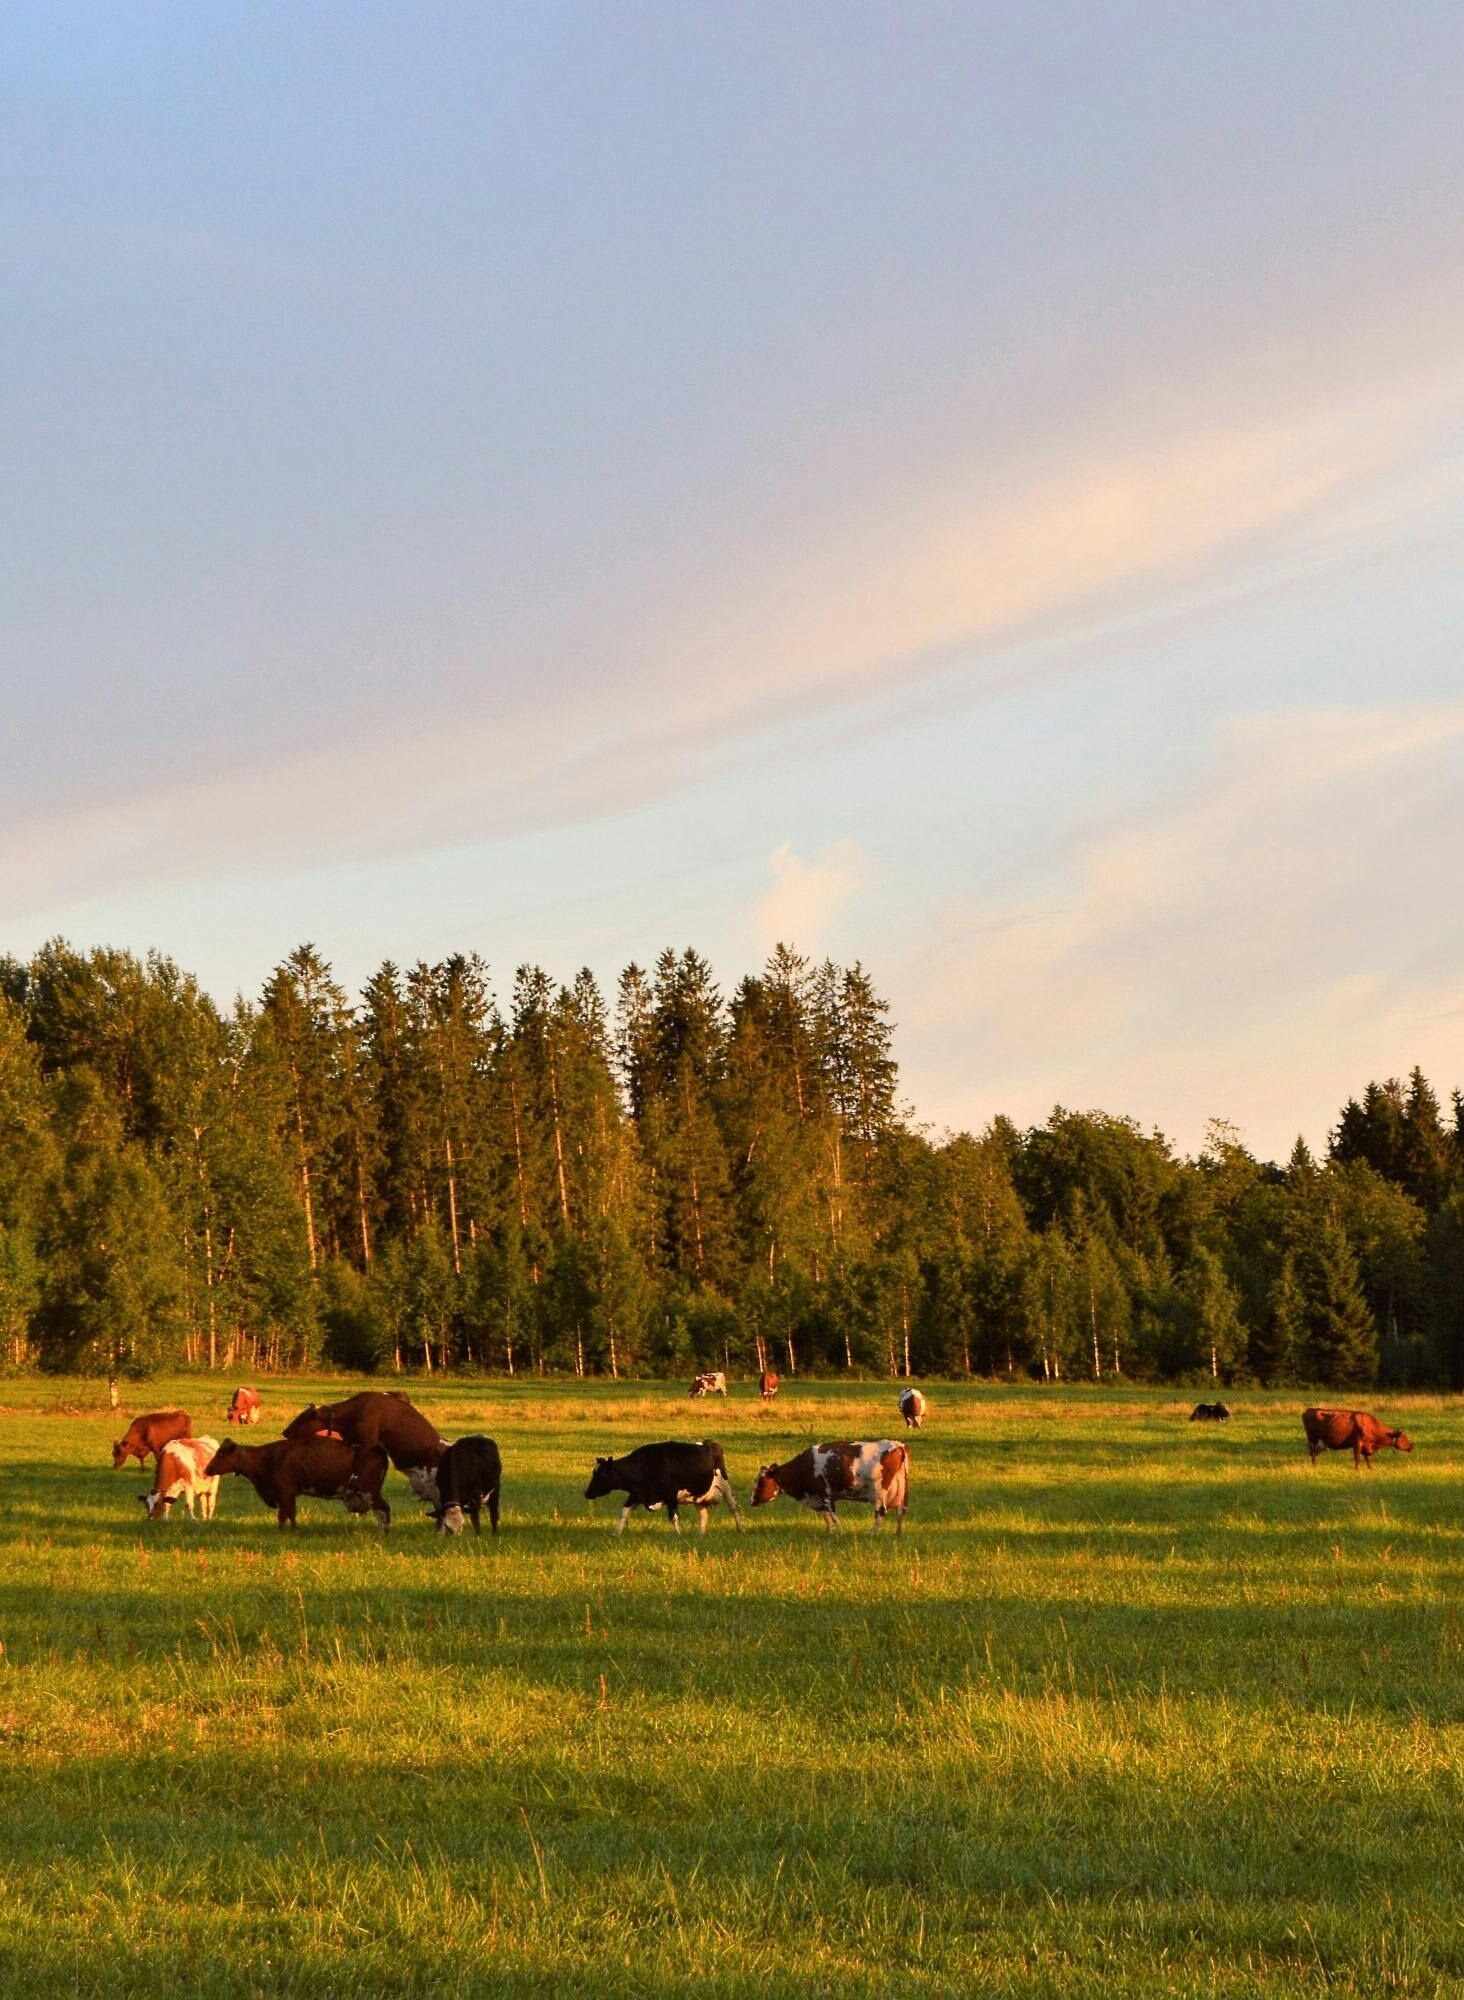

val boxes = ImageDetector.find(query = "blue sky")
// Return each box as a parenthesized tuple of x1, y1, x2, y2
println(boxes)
(4, 4, 1463, 1158)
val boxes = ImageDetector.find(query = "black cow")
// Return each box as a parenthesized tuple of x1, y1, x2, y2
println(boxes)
(1189, 1402, 1230, 1422)
(427, 1435, 502, 1537)
(584, 1440, 742, 1536)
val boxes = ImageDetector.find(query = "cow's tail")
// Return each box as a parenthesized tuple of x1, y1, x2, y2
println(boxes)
(711, 1444, 743, 1527)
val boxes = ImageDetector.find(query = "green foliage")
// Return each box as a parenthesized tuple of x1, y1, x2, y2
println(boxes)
(1, 941, 1461, 1384)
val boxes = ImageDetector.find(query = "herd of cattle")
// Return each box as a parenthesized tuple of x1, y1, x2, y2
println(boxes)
(104, 1382, 1416, 1539)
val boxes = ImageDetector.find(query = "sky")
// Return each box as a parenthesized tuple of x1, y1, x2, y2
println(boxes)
(4, 3, 1463, 1162)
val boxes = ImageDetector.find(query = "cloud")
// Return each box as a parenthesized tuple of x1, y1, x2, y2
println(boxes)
(900, 702, 1464, 1158)
(749, 840, 869, 955)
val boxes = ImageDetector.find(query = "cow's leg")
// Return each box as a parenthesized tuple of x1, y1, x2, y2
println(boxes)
(714, 1471, 743, 1529)
(697, 1506, 709, 1535)
(468, 1499, 482, 1537)
(872, 1504, 884, 1533)
(615, 1503, 633, 1536)
(488, 1486, 500, 1535)
(277, 1480, 297, 1527)
(667, 1497, 682, 1534)
(822, 1506, 839, 1533)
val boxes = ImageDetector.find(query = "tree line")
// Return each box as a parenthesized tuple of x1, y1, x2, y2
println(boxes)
(1, 939, 1462, 1388)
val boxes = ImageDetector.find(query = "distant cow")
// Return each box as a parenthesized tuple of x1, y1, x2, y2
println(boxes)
(140, 1436, 222, 1521)
(899, 1388, 926, 1430)
(759, 1371, 780, 1401)
(1190, 1402, 1230, 1422)
(284, 1391, 444, 1480)
(752, 1440, 910, 1534)
(689, 1371, 727, 1399)
(425, 1435, 502, 1537)
(1302, 1407, 1413, 1470)
(112, 1410, 191, 1471)
(227, 1386, 261, 1426)
(206, 1436, 391, 1529)
(585, 1440, 741, 1535)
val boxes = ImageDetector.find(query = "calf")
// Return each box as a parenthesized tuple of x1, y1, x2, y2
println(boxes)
(899, 1388, 926, 1430)
(427, 1435, 502, 1536)
(1302, 1407, 1413, 1470)
(689, 1371, 727, 1398)
(585, 1440, 741, 1535)
(1190, 1402, 1230, 1422)
(140, 1436, 222, 1521)
(752, 1440, 910, 1533)
(284, 1391, 444, 1482)
(111, 1409, 191, 1471)
(227, 1386, 262, 1425)
(759, 1370, 780, 1401)
(205, 1436, 391, 1529)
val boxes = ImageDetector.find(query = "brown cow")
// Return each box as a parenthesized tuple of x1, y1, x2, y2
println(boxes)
(227, 1386, 261, 1425)
(283, 1392, 444, 1481)
(751, 1439, 909, 1533)
(111, 1409, 191, 1470)
(1302, 1407, 1413, 1470)
(759, 1370, 779, 1401)
(205, 1436, 390, 1529)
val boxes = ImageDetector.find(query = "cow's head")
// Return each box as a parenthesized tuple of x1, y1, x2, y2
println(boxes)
(406, 1465, 440, 1505)
(282, 1403, 330, 1441)
(1390, 1428, 1414, 1452)
(139, 1490, 175, 1521)
(750, 1466, 780, 1508)
(435, 1503, 466, 1537)
(584, 1456, 618, 1501)
(203, 1441, 242, 1478)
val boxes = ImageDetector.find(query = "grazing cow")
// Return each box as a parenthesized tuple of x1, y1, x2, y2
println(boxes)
(227, 1386, 262, 1426)
(1302, 1407, 1413, 1470)
(140, 1436, 222, 1521)
(759, 1370, 780, 1401)
(752, 1440, 910, 1534)
(584, 1440, 742, 1535)
(205, 1437, 391, 1529)
(1190, 1402, 1230, 1422)
(284, 1391, 444, 1481)
(426, 1435, 502, 1537)
(899, 1388, 927, 1430)
(689, 1371, 727, 1399)
(111, 1409, 192, 1471)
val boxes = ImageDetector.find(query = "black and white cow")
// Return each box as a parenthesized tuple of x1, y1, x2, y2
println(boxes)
(423, 1434, 502, 1536)
(584, 1440, 742, 1535)
(689, 1371, 727, 1398)
(899, 1388, 927, 1430)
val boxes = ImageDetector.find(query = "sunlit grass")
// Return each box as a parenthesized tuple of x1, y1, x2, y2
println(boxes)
(0, 1376, 1460, 1996)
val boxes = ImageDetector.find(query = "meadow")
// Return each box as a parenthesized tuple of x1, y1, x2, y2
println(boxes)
(0, 1377, 1460, 1999)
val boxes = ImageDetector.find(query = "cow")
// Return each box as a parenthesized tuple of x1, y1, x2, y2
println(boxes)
(899, 1388, 926, 1430)
(284, 1391, 444, 1483)
(584, 1440, 741, 1536)
(759, 1370, 780, 1401)
(111, 1410, 192, 1471)
(426, 1435, 502, 1537)
(689, 1371, 727, 1398)
(752, 1440, 910, 1534)
(227, 1386, 262, 1426)
(1302, 1407, 1413, 1470)
(139, 1436, 222, 1521)
(1190, 1402, 1230, 1422)
(205, 1436, 391, 1529)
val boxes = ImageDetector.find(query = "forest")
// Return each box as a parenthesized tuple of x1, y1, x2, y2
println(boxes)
(1, 939, 1462, 1387)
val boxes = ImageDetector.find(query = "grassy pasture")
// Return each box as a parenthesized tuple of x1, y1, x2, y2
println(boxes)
(0, 1378, 1461, 1999)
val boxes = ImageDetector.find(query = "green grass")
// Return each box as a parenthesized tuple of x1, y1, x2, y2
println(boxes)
(0, 1377, 1461, 1998)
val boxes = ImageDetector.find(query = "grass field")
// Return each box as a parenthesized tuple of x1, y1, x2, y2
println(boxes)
(1, 1377, 1461, 1998)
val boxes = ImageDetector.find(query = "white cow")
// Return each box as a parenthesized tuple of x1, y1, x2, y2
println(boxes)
(140, 1436, 222, 1521)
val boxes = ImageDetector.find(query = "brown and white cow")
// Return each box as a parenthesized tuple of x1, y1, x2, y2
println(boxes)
(111, 1410, 192, 1471)
(689, 1371, 727, 1398)
(899, 1388, 927, 1430)
(227, 1386, 261, 1425)
(1302, 1407, 1413, 1470)
(759, 1370, 780, 1401)
(139, 1436, 222, 1521)
(751, 1440, 910, 1533)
